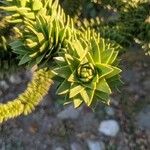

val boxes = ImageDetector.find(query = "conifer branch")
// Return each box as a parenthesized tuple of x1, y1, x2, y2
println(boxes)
(0, 68, 53, 123)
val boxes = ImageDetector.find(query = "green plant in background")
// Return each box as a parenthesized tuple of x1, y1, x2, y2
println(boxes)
(64, 0, 149, 54)
(0, 12, 20, 79)
(119, 1, 150, 55)
(0, 0, 67, 23)
(0, 0, 149, 123)
(0, 0, 43, 23)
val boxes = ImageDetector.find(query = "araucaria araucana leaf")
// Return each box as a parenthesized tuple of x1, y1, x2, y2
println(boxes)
(52, 30, 122, 108)
(10, 12, 72, 67)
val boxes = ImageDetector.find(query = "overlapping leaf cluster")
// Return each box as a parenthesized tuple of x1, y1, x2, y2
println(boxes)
(103, 0, 150, 54)
(1, 0, 72, 67)
(0, 12, 20, 78)
(0, 0, 44, 23)
(10, 14, 72, 67)
(0, 0, 67, 23)
(52, 30, 121, 107)
(0, 0, 122, 122)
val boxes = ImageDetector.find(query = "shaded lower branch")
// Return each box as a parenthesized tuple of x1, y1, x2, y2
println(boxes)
(0, 68, 53, 123)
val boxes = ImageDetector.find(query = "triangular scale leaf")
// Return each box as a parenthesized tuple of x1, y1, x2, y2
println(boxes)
(106, 66, 122, 78)
(99, 38, 105, 52)
(68, 70, 78, 82)
(80, 88, 95, 106)
(82, 79, 97, 90)
(91, 37, 101, 63)
(59, 28, 66, 43)
(73, 98, 83, 108)
(65, 54, 80, 71)
(13, 46, 28, 55)
(10, 40, 23, 48)
(107, 51, 119, 64)
(52, 66, 71, 78)
(86, 52, 95, 64)
(95, 91, 109, 102)
(36, 54, 45, 64)
(19, 53, 31, 65)
(96, 64, 113, 78)
(39, 41, 49, 52)
(69, 84, 84, 98)
(72, 40, 85, 58)
(101, 48, 114, 64)
(56, 79, 70, 95)
(96, 78, 111, 94)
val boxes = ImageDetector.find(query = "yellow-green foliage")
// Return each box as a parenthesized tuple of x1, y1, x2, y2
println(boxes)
(52, 29, 121, 108)
(0, 13, 20, 78)
(0, 0, 67, 23)
(0, 0, 123, 123)
(11, 13, 73, 67)
(0, 68, 53, 123)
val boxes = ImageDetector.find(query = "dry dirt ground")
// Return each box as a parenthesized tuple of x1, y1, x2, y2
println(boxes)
(0, 49, 150, 150)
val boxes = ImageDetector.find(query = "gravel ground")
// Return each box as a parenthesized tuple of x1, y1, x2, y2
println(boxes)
(0, 49, 150, 150)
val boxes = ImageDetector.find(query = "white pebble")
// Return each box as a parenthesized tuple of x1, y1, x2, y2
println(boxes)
(9, 75, 21, 84)
(87, 140, 105, 150)
(55, 147, 65, 150)
(0, 81, 9, 90)
(71, 142, 82, 150)
(99, 120, 120, 137)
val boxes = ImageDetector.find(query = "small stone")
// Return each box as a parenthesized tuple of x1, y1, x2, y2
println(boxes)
(57, 105, 82, 120)
(143, 79, 150, 91)
(0, 81, 9, 90)
(55, 147, 65, 150)
(136, 105, 150, 130)
(71, 142, 83, 150)
(9, 75, 21, 84)
(99, 120, 120, 137)
(111, 98, 119, 106)
(105, 107, 115, 116)
(87, 140, 105, 150)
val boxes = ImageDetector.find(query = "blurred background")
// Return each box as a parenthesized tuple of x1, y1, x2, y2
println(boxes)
(0, 0, 150, 149)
